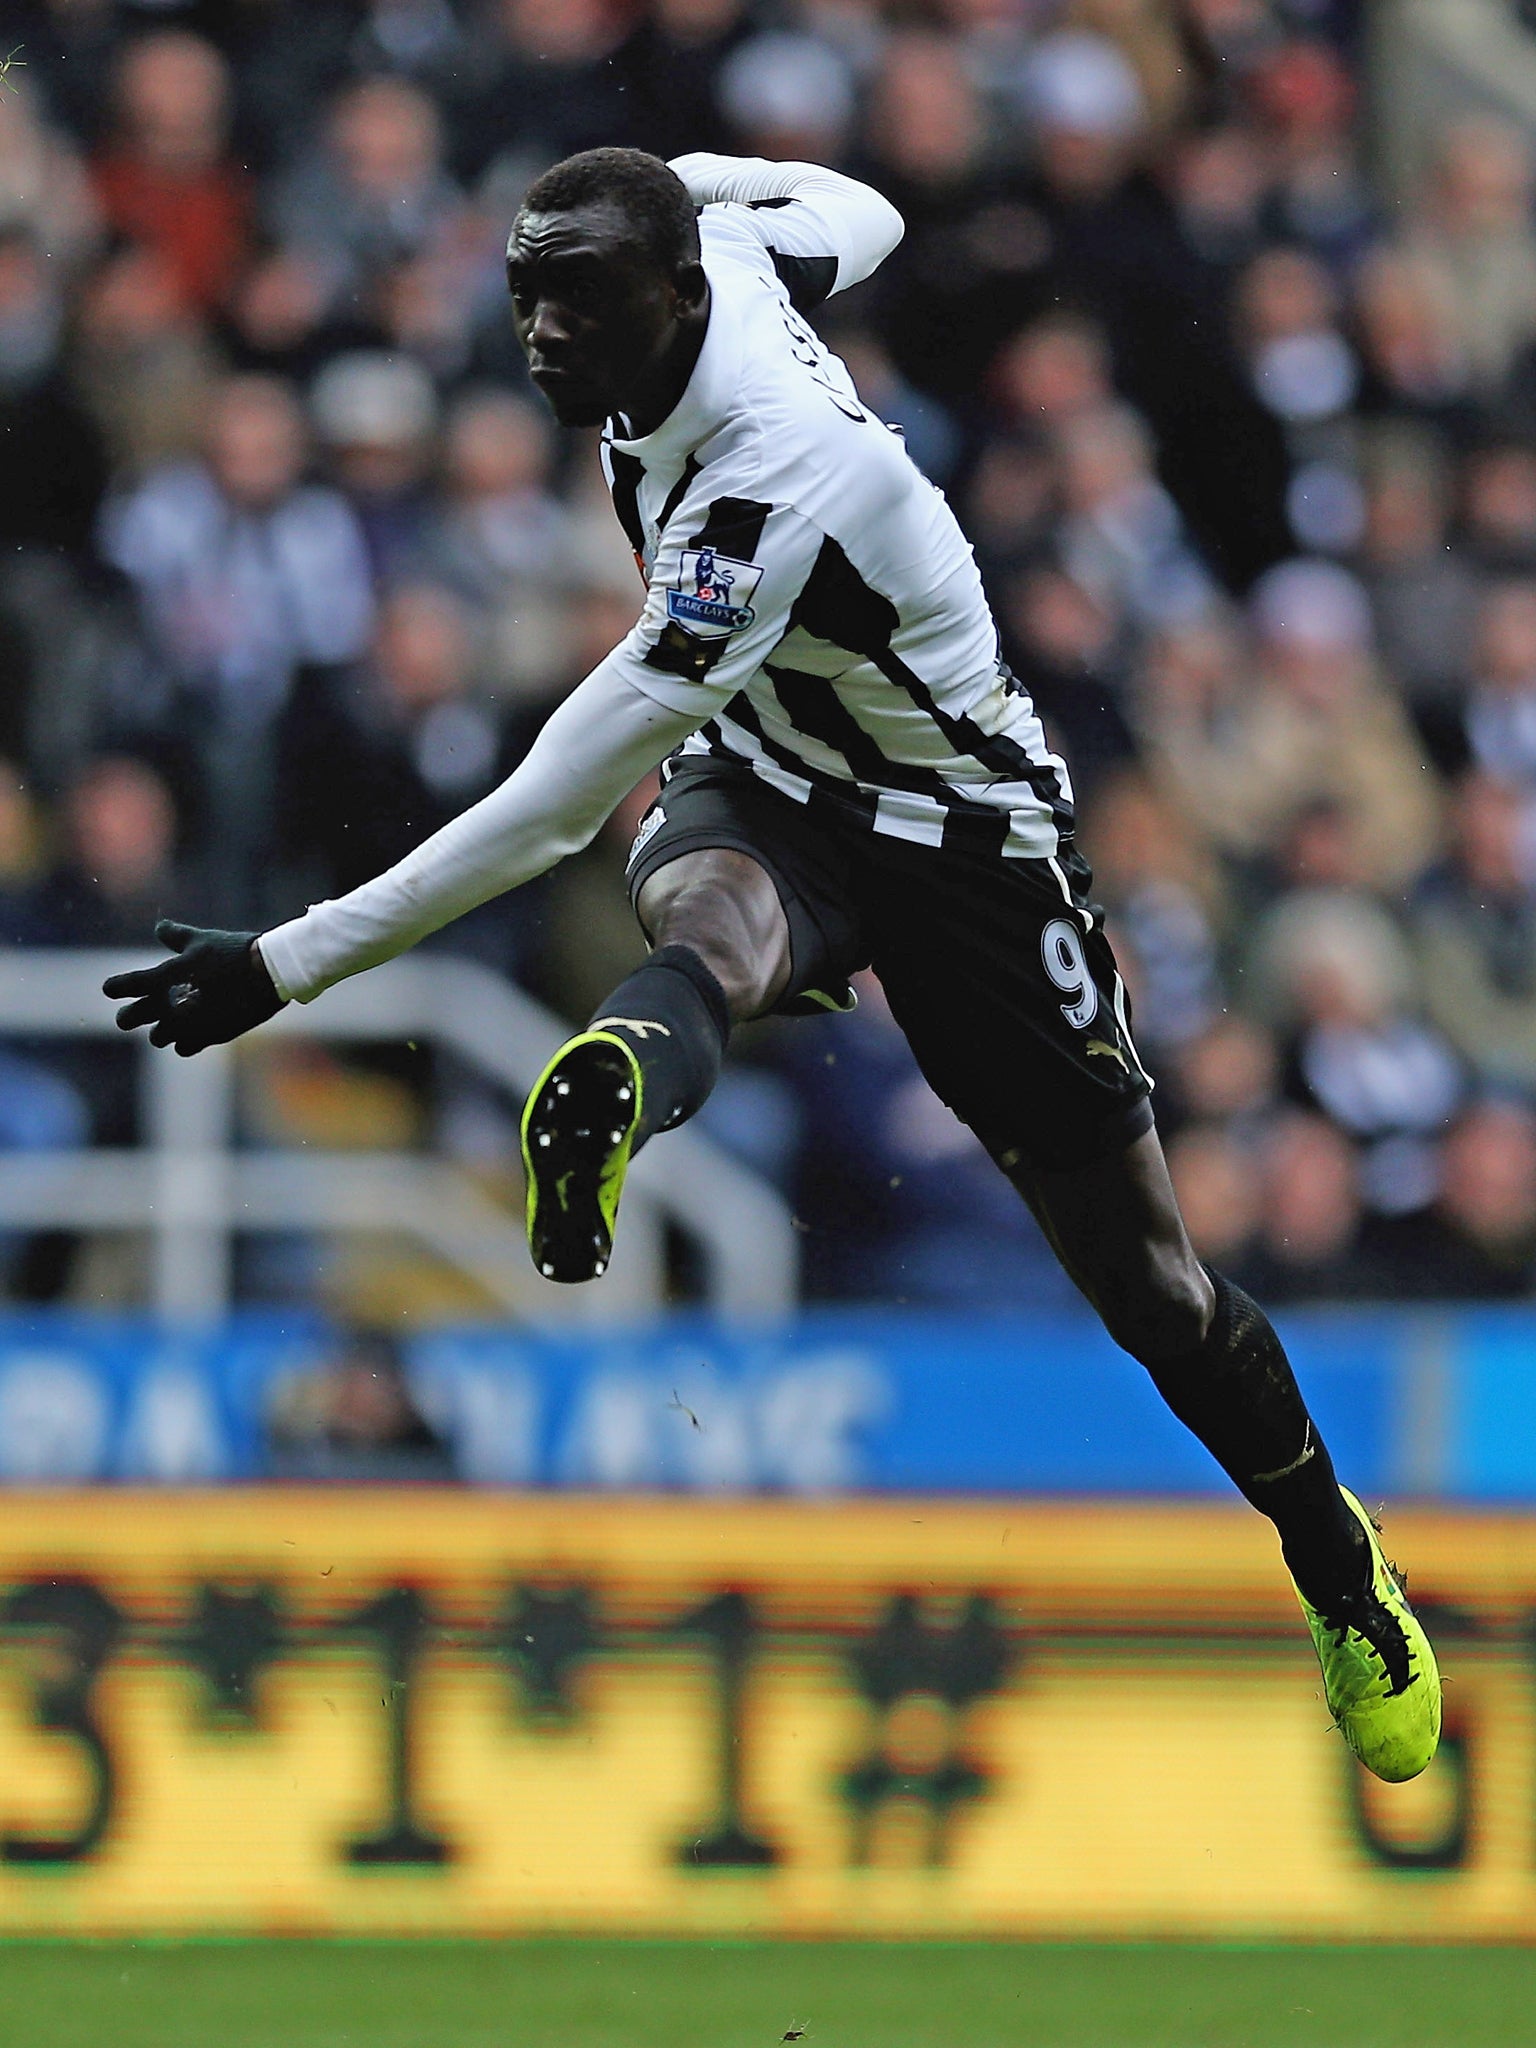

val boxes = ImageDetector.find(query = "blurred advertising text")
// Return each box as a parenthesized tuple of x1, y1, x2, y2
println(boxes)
(0, 1494, 1519, 1936)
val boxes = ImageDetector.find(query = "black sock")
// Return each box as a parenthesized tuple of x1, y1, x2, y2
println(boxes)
(1143, 1267, 1369, 1610)
(588, 945, 732, 1148)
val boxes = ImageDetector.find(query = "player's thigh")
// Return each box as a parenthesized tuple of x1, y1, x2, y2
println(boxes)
(1011, 1127, 1212, 1360)
(627, 762, 864, 1019)
(635, 846, 792, 1017)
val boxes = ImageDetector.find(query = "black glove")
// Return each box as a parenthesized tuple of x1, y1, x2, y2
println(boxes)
(103, 919, 287, 1055)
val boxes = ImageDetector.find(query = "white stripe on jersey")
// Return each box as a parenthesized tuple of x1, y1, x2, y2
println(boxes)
(601, 180, 1073, 859)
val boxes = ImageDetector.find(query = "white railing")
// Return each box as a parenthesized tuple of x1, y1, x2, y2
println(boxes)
(0, 950, 798, 1325)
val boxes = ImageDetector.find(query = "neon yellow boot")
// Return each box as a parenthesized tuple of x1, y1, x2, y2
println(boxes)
(1293, 1487, 1442, 1784)
(520, 1030, 643, 1283)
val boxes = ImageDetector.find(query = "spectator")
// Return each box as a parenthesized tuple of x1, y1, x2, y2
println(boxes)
(1164, 1119, 1263, 1273)
(429, 388, 568, 583)
(990, 311, 1114, 435)
(310, 349, 440, 584)
(1166, 122, 1268, 273)
(91, 32, 250, 315)
(1055, 402, 1216, 628)
(23, 755, 194, 1151)
(279, 581, 506, 888)
(862, 31, 1043, 403)
(717, 30, 857, 165)
(1355, 428, 1477, 749)
(0, 67, 101, 264)
(1143, 559, 1439, 892)
(0, 226, 108, 554)
(1171, 1010, 1280, 1144)
(1243, 1111, 1379, 1305)
(1067, 0, 1194, 139)
(1247, 36, 1372, 267)
(1353, 246, 1473, 437)
(26, 754, 189, 950)
(1016, 28, 1292, 585)
(1462, 579, 1536, 792)
(266, 1329, 455, 1480)
(99, 373, 374, 910)
(961, 431, 1056, 582)
(776, 972, 1078, 1309)
(1084, 768, 1225, 1055)
(614, 0, 752, 165)
(1252, 888, 1463, 1215)
(0, 762, 43, 939)
(826, 325, 961, 486)
(1414, 772, 1536, 1096)
(1378, 1101, 1536, 1300)
(1000, 561, 1133, 791)
(446, 0, 630, 184)
(100, 371, 374, 727)
(1461, 442, 1536, 578)
(266, 76, 462, 320)
(1234, 244, 1362, 552)
(68, 240, 219, 476)
(277, 582, 541, 981)
(1395, 117, 1536, 401)
(422, 386, 578, 701)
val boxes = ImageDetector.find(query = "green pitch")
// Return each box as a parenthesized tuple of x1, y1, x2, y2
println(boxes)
(6, 1939, 1532, 2047)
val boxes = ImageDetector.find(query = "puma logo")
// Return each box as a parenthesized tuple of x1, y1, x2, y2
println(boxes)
(1086, 1037, 1129, 1071)
(592, 1017, 672, 1041)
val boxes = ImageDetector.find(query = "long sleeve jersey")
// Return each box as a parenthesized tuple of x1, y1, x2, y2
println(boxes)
(260, 154, 1072, 1005)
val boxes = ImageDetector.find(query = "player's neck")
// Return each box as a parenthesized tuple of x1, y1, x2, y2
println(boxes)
(618, 281, 712, 439)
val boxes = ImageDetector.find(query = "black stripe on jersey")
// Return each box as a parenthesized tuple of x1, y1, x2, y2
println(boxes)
(607, 449, 646, 556)
(789, 535, 1073, 834)
(657, 455, 700, 534)
(764, 665, 975, 811)
(702, 697, 1010, 851)
(644, 624, 730, 683)
(789, 532, 896, 653)
(689, 497, 771, 558)
(875, 648, 1073, 837)
(719, 694, 878, 827)
(769, 250, 838, 315)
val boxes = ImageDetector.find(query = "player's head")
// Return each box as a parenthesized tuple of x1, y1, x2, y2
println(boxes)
(507, 148, 707, 429)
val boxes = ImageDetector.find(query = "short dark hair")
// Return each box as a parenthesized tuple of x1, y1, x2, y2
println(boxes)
(518, 148, 701, 272)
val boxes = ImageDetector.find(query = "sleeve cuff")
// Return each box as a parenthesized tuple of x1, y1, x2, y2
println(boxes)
(255, 927, 309, 1006)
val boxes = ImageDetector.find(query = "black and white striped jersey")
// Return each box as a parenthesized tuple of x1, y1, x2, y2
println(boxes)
(258, 157, 1078, 1006)
(605, 155, 1074, 861)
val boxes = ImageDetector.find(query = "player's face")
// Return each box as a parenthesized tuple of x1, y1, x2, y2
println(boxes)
(506, 203, 701, 429)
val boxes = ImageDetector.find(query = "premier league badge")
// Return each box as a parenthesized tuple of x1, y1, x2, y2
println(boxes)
(666, 547, 763, 635)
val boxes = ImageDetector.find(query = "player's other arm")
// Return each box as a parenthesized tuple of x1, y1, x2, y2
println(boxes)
(668, 152, 903, 305)
(102, 659, 706, 1050)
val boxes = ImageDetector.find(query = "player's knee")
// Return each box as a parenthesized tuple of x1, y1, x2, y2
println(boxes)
(648, 882, 783, 1017)
(1094, 1247, 1213, 1365)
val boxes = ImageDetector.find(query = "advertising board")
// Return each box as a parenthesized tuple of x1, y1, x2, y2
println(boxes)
(0, 1493, 1521, 1936)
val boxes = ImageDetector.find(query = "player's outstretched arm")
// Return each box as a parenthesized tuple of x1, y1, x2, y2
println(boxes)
(103, 660, 705, 1050)
(668, 152, 903, 299)
(257, 659, 704, 1003)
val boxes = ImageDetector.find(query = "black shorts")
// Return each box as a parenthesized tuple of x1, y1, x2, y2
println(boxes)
(626, 756, 1154, 1172)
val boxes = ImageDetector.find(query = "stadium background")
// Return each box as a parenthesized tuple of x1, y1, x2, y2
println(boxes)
(3, 0, 1536, 2039)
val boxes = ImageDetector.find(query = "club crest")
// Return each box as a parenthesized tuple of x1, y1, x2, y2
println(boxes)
(666, 547, 762, 636)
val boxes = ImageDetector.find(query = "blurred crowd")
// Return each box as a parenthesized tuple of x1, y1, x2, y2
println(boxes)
(6, 0, 1536, 1309)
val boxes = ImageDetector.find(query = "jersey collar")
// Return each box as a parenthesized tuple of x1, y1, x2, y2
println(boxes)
(606, 258, 741, 465)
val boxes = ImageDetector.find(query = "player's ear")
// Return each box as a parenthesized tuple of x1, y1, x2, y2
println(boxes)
(673, 259, 708, 318)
